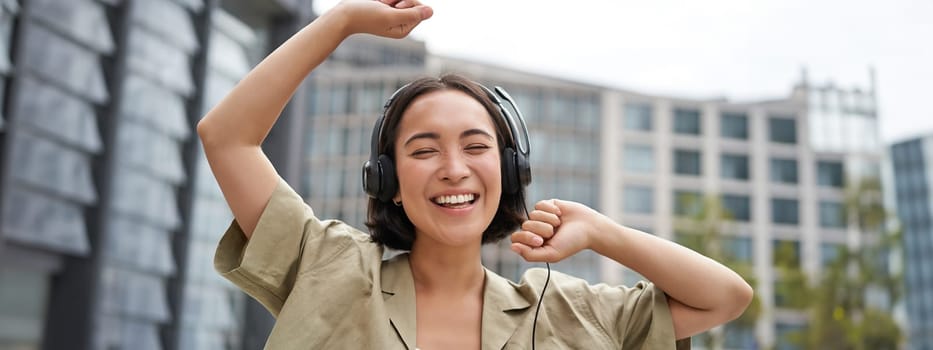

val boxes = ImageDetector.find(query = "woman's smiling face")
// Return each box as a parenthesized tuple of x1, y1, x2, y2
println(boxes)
(393, 89, 502, 247)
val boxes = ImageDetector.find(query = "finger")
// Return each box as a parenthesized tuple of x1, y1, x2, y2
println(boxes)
(394, 0, 411, 8)
(511, 242, 560, 263)
(521, 220, 555, 239)
(389, 5, 432, 34)
(510, 230, 544, 247)
(511, 230, 544, 247)
(535, 199, 562, 216)
(528, 209, 560, 228)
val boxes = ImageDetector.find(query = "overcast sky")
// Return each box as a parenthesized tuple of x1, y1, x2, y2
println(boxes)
(314, 0, 932, 144)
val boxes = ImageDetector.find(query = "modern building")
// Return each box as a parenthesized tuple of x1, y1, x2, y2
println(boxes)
(0, 0, 313, 349)
(889, 136, 933, 350)
(604, 73, 884, 349)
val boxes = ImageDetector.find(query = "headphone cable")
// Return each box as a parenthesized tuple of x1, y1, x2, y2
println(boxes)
(523, 202, 551, 350)
(531, 261, 550, 350)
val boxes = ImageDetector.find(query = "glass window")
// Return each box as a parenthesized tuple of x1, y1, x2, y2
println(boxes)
(22, 22, 109, 103)
(578, 95, 600, 130)
(0, 267, 49, 349)
(106, 217, 175, 274)
(821, 243, 843, 267)
(358, 82, 385, 114)
(771, 158, 798, 184)
(115, 121, 186, 184)
(623, 186, 653, 214)
(674, 231, 703, 249)
(772, 198, 799, 225)
(16, 77, 103, 153)
(722, 194, 751, 221)
(127, 26, 195, 96)
(624, 103, 652, 131)
(1, 186, 91, 255)
(308, 120, 332, 157)
(99, 266, 170, 323)
(328, 84, 350, 115)
(323, 167, 343, 199)
(721, 154, 749, 180)
(10, 131, 97, 204)
(775, 323, 806, 350)
(721, 112, 748, 139)
(131, 0, 199, 53)
(674, 149, 701, 175)
(112, 170, 182, 230)
(674, 190, 702, 217)
(120, 74, 191, 139)
(819, 201, 845, 228)
(817, 161, 844, 188)
(548, 94, 574, 126)
(773, 239, 801, 267)
(673, 108, 701, 135)
(623, 144, 654, 173)
(724, 324, 756, 349)
(31, 0, 115, 54)
(344, 126, 363, 156)
(725, 236, 753, 263)
(0, 0, 16, 75)
(770, 116, 797, 144)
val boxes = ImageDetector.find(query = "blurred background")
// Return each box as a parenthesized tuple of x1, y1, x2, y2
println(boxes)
(0, 0, 929, 349)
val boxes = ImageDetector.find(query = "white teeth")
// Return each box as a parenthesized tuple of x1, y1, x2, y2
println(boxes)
(434, 193, 475, 205)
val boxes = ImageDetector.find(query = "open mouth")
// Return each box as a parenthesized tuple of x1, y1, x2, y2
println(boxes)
(432, 193, 478, 209)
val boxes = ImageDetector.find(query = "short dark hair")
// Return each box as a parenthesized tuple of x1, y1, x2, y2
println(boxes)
(365, 74, 527, 250)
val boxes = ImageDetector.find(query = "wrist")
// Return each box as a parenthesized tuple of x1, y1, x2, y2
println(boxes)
(588, 214, 624, 255)
(319, 3, 354, 40)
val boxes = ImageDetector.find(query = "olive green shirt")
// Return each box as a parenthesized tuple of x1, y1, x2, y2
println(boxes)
(215, 179, 690, 349)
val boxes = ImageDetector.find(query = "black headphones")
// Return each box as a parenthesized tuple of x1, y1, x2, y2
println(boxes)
(362, 82, 532, 202)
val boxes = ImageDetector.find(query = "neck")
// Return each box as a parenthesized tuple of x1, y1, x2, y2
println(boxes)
(409, 239, 485, 295)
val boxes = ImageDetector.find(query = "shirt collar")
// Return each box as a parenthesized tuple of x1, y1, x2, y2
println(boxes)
(381, 253, 417, 349)
(380, 254, 533, 349)
(481, 266, 533, 348)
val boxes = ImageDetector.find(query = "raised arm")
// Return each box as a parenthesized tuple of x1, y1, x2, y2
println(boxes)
(197, 0, 433, 237)
(511, 199, 754, 340)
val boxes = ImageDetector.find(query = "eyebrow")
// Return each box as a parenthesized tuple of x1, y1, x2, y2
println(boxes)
(403, 128, 494, 147)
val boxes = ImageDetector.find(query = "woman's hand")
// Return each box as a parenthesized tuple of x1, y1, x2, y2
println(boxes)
(331, 0, 434, 39)
(510, 199, 608, 262)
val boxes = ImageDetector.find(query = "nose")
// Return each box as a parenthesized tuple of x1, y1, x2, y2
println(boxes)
(439, 152, 470, 182)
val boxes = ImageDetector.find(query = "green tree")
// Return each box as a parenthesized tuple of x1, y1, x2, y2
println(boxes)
(798, 178, 903, 350)
(673, 194, 763, 349)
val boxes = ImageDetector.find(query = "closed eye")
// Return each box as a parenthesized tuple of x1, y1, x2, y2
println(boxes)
(465, 144, 492, 154)
(411, 148, 438, 157)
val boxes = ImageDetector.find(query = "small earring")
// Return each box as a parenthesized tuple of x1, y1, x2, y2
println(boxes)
(393, 199, 402, 207)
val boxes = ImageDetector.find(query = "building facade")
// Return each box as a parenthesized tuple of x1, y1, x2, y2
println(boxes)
(606, 75, 883, 349)
(889, 136, 933, 350)
(0, 0, 312, 349)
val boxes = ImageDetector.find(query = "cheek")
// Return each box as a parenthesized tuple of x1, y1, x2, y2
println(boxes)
(395, 159, 438, 197)
(479, 155, 503, 190)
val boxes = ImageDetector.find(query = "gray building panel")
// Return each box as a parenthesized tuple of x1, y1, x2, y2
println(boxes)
(890, 137, 933, 350)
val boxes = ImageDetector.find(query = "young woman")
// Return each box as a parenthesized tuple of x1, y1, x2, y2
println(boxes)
(197, 1, 753, 349)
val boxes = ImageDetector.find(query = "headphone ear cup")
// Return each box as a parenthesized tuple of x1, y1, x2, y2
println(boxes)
(377, 154, 398, 202)
(362, 160, 378, 198)
(501, 147, 519, 194)
(516, 152, 531, 188)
